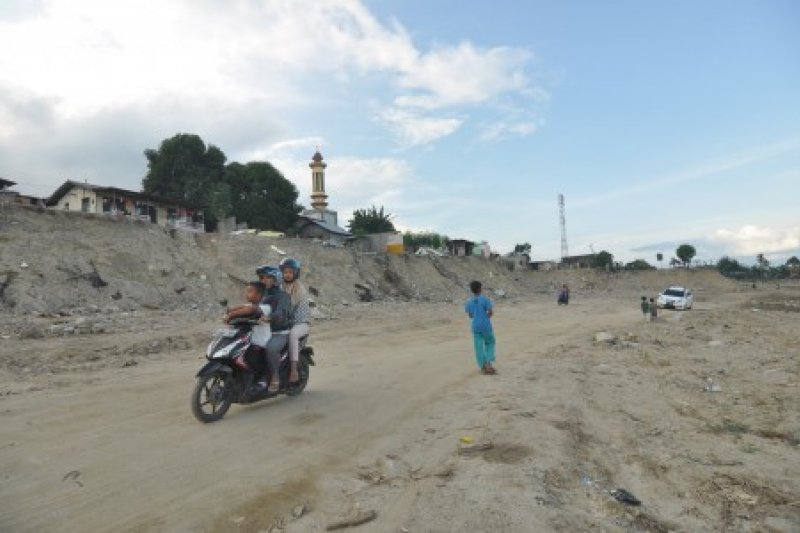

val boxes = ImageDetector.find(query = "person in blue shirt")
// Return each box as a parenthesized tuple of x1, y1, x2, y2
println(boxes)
(465, 280, 496, 374)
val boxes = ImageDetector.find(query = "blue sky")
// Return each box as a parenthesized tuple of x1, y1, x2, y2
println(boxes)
(1, 0, 798, 263)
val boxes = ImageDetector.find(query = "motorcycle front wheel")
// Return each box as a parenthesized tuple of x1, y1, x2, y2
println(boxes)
(191, 372, 232, 423)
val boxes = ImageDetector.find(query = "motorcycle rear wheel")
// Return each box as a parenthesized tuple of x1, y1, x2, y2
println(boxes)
(191, 372, 232, 423)
(286, 357, 310, 396)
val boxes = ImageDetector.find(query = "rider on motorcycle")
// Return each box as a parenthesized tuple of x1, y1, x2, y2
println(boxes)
(279, 257, 311, 384)
(254, 265, 292, 393)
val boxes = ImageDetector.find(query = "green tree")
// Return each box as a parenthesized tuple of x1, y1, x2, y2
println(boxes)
(348, 206, 395, 236)
(717, 256, 746, 277)
(676, 244, 697, 266)
(143, 133, 226, 207)
(514, 242, 532, 255)
(625, 259, 655, 271)
(224, 162, 302, 231)
(787, 256, 800, 267)
(205, 182, 233, 223)
(592, 250, 614, 269)
(403, 231, 449, 250)
(756, 253, 770, 269)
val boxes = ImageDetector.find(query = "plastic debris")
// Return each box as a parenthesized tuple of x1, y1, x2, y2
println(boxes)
(704, 378, 722, 392)
(610, 488, 641, 506)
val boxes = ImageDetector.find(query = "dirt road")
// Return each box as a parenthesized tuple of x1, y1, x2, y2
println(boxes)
(2, 292, 798, 532)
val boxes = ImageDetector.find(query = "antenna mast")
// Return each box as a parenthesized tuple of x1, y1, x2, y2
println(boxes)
(558, 194, 568, 261)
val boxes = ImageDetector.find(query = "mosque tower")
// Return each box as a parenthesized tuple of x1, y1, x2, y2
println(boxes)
(309, 149, 328, 209)
(303, 148, 340, 228)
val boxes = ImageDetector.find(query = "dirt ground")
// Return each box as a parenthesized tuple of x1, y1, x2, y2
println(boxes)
(1, 284, 798, 532)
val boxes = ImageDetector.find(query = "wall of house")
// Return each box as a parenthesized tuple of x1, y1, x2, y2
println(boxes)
(54, 188, 99, 213)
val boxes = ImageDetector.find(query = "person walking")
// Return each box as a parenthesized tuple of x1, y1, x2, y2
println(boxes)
(465, 280, 497, 375)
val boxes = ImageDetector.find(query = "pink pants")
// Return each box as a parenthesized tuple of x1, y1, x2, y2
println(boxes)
(288, 322, 310, 362)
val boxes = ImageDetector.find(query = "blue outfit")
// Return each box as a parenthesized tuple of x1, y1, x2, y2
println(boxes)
(465, 294, 496, 369)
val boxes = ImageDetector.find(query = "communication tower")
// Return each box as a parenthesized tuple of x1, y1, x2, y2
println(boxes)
(558, 194, 568, 261)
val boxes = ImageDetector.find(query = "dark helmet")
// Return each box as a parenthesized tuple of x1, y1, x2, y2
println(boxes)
(255, 265, 282, 283)
(279, 257, 301, 279)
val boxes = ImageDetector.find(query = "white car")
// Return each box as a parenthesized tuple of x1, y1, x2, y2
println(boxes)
(657, 286, 694, 310)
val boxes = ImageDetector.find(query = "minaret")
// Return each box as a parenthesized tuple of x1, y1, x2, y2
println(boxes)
(309, 149, 328, 210)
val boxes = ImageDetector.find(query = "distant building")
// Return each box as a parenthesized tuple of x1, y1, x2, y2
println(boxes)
(348, 231, 404, 254)
(0, 178, 46, 206)
(45, 180, 203, 230)
(293, 150, 351, 243)
(528, 260, 557, 271)
(448, 239, 475, 257)
(561, 254, 594, 268)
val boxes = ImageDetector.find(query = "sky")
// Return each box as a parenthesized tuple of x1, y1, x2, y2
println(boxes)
(1, 0, 798, 263)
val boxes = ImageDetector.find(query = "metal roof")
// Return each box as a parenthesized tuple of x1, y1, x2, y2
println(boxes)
(297, 215, 350, 235)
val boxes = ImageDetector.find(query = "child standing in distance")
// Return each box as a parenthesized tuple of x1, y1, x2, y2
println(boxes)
(650, 297, 658, 321)
(641, 296, 650, 321)
(465, 281, 496, 375)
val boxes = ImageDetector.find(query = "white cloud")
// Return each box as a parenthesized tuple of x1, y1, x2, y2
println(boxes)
(0, 0, 541, 157)
(378, 109, 463, 147)
(712, 225, 800, 256)
(479, 120, 538, 143)
(394, 43, 532, 110)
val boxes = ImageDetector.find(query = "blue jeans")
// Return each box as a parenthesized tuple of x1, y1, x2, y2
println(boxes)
(472, 331, 496, 369)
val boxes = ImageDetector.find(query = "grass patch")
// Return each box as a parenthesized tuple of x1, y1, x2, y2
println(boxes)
(708, 418, 750, 436)
(739, 443, 760, 454)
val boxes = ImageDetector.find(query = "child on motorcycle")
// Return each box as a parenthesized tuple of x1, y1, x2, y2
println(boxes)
(223, 281, 271, 376)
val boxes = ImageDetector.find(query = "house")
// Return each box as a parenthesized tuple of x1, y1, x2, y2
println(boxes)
(529, 260, 557, 271)
(472, 240, 491, 258)
(448, 239, 475, 257)
(0, 178, 46, 207)
(561, 254, 594, 268)
(348, 231, 404, 254)
(294, 215, 351, 244)
(45, 180, 204, 230)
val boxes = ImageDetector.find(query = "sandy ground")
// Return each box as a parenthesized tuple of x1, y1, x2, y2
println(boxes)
(1, 288, 798, 532)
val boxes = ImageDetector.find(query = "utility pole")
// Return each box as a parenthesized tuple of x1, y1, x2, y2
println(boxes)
(558, 194, 568, 261)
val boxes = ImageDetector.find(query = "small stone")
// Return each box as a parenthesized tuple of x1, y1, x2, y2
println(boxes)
(292, 504, 307, 518)
(19, 325, 45, 340)
(594, 332, 617, 344)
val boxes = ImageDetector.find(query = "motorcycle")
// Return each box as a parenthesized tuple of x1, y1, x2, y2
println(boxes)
(191, 317, 315, 423)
